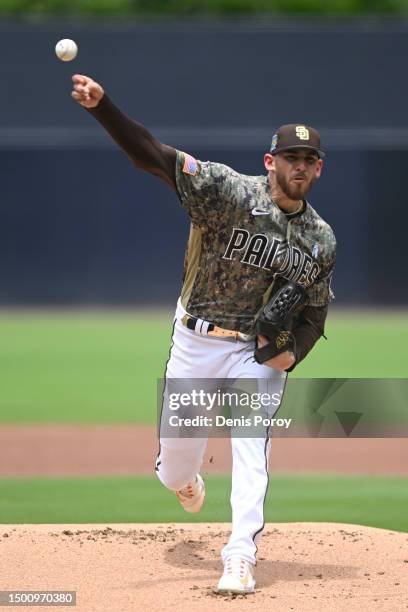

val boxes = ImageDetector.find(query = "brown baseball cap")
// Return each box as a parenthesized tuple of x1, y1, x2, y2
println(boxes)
(270, 124, 325, 159)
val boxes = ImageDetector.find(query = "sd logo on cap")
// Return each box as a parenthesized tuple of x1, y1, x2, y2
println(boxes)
(270, 124, 325, 158)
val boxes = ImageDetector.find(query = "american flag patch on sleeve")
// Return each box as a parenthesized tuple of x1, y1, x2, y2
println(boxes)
(182, 153, 198, 176)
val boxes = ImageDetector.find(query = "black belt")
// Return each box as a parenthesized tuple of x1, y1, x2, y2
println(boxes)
(181, 314, 253, 342)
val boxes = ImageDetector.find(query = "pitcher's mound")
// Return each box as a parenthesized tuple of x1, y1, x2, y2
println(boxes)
(0, 522, 407, 611)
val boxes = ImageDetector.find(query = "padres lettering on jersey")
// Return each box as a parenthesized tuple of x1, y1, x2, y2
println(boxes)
(222, 229, 320, 286)
(175, 151, 336, 334)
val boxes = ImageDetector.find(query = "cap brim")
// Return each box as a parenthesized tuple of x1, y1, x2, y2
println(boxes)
(271, 144, 325, 159)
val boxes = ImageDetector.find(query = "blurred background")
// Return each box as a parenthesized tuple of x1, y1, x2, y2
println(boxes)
(1, 8, 408, 305)
(0, 1, 407, 529)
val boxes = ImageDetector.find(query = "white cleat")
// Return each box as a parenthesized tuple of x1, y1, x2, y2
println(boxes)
(175, 474, 205, 513)
(217, 556, 256, 594)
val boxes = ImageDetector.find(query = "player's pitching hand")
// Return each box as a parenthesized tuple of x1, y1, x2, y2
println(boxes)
(71, 74, 104, 108)
(257, 335, 295, 371)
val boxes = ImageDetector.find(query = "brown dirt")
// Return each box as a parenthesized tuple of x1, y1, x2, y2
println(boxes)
(0, 522, 407, 612)
(0, 425, 407, 476)
(1, 430, 407, 611)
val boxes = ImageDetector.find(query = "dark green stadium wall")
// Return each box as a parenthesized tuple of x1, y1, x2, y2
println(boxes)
(0, 19, 406, 305)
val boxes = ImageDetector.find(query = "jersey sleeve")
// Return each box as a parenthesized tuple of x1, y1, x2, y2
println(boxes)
(306, 232, 337, 307)
(174, 150, 234, 227)
(306, 268, 335, 306)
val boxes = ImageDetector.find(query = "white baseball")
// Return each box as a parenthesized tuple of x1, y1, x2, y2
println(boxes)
(55, 39, 78, 62)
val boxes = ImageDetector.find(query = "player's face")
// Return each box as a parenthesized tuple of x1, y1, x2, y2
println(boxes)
(265, 149, 323, 201)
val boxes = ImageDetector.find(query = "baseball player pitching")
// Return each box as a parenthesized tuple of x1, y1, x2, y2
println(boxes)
(71, 74, 336, 594)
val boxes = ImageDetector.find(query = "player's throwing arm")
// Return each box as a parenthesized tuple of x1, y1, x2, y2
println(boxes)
(71, 75, 104, 108)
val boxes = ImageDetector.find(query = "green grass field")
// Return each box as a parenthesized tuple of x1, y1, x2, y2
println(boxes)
(0, 474, 406, 532)
(1, 311, 407, 530)
(0, 310, 407, 423)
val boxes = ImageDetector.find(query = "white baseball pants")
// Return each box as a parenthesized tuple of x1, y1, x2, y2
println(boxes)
(155, 299, 287, 566)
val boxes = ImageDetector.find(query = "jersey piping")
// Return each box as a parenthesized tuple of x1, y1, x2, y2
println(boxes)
(180, 225, 203, 309)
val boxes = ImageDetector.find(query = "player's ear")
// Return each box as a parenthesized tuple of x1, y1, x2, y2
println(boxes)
(315, 158, 324, 179)
(264, 153, 275, 172)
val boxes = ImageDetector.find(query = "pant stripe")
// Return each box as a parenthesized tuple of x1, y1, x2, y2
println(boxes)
(251, 429, 270, 562)
(251, 374, 288, 561)
(155, 317, 177, 472)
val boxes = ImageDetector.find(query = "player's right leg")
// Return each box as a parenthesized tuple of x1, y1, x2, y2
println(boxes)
(155, 300, 231, 512)
(155, 319, 209, 499)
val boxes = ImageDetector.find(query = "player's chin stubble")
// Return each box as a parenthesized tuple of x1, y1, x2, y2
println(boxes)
(276, 171, 315, 201)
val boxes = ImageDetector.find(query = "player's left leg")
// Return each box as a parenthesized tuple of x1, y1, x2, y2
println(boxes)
(218, 347, 286, 591)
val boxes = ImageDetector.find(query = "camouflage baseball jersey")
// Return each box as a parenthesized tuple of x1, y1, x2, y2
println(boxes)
(175, 150, 336, 335)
